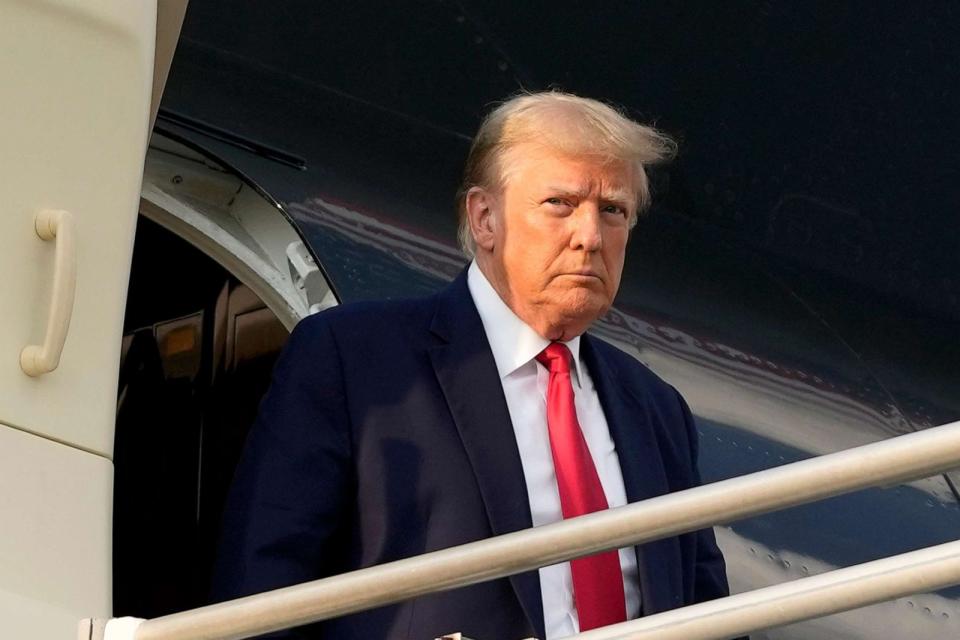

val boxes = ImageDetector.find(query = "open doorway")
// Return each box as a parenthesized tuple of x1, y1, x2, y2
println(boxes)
(113, 215, 289, 617)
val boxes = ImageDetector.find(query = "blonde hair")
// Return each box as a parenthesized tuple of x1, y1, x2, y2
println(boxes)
(456, 91, 676, 256)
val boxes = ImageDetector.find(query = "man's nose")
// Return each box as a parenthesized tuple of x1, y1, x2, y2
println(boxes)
(569, 205, 603, 252)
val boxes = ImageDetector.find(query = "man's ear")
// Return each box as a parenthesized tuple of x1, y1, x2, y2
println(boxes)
(465, 186, 498, 252)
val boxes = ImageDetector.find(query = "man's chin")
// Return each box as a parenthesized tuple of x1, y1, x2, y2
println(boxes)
(556, 284, 608, 307)
(551, 295, 610, 335)
(523, 286, 612, 338)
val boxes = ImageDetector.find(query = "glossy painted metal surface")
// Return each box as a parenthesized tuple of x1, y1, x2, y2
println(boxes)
(159, 2, 960, 637)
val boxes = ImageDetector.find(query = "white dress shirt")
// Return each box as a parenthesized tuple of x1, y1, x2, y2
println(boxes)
(467, 262, 641, 639)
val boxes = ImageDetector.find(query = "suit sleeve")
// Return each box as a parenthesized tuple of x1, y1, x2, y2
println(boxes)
(211, 313, 353, 636)
(672, 387, 754, 639)
(672, 387, 733, 605)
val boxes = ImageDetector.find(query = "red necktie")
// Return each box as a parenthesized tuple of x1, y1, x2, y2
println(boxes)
(536, 343, 627, 631)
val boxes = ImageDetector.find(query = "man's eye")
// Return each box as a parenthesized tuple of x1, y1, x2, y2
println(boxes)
(602, 204, 627, 216)
(545, 197, 566, 206)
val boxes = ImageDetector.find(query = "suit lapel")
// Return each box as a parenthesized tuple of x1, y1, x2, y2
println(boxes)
(581, 334, 683, 615)
(427, 271, 545, 639)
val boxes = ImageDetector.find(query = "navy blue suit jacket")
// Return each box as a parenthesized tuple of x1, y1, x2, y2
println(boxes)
(213, 270, 730, 639)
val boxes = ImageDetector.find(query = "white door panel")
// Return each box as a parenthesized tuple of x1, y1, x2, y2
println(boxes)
(0, 0, 156, 455)
(0, 423, 112, 639)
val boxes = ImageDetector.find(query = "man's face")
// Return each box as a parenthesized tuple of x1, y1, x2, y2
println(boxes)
(471, 144, 634, 340)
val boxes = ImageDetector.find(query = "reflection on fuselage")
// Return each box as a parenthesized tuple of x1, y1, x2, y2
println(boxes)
(716, 527, 960, 639)
(591, 314, 955, 504)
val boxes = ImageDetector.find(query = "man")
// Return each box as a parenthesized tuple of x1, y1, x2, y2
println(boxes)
(214, 91, 731, 639)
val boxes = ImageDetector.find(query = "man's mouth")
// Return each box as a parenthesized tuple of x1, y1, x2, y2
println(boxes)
(558, 271, 603, 283)
(567, 268, 601, 277)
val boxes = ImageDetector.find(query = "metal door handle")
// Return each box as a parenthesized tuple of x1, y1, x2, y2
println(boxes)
(21, 209, 77, 376)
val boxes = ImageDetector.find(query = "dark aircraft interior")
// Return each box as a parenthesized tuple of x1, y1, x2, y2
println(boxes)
(115, 217, 286, 617)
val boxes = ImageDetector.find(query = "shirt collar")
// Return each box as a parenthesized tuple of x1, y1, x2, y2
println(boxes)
(467, 261, 585, 387)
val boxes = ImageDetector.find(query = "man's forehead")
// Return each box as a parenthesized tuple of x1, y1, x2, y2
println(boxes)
(506, 144, 633, 175)
(504, 146, 636, 199)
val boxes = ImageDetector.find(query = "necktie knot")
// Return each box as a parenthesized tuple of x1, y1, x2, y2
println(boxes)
(536, 342, 572, 374)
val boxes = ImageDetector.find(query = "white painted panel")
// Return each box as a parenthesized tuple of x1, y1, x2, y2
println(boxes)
(0, 0, 156, 455)
(0, 423, 112, 638)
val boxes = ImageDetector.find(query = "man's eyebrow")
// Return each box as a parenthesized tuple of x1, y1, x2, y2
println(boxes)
(544, 184, 590, 197)
(600, 188, 634, 206)
(542, 185, 634, 206)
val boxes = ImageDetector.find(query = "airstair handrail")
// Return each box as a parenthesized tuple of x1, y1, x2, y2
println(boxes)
(128, 419, 960, 640)
(569, 538, 960, 640)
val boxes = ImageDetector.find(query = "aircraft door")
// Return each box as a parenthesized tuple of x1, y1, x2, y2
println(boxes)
(0, 1, 157, 453)
(0, 2, 160, 637)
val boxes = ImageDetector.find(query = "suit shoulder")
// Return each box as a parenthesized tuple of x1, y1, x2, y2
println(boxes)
(587, 332, 700, 479)
(586, 332, 677, 400)
(290, 294, 438, 346)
